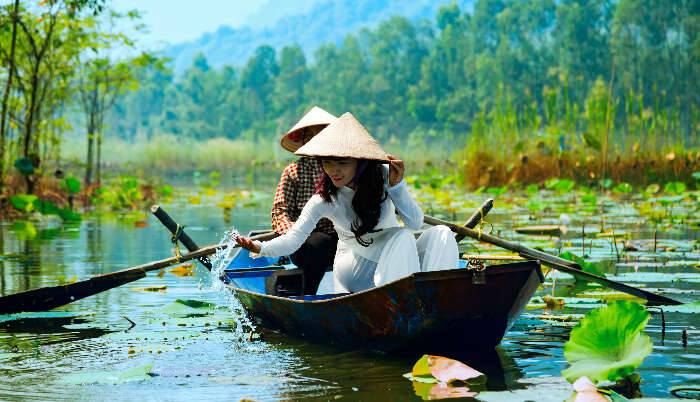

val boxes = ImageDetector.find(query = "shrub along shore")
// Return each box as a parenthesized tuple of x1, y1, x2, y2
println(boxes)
(1, 134, 697, 222)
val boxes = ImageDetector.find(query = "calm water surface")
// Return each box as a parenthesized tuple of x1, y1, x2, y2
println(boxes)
(0, 199, 698, 401)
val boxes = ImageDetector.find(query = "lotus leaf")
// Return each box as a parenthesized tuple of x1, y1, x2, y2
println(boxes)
(559, 252, 606, 279)
(102, 330, 201, 341)
(477, 376, 573, 402)
(159, 299, 218, 317)
(661, 301, 700, 313)
(581, 194, 597, 204)
(645, 184, 660, 194)
(169, 263, 195, 277)
(525, 200, 546, 213)
(613, 183, 633, 194)
(58, 363, 155, 385)
(160, 185, 174, 197)
(556, 179, 575, 193)
(664, 182, 686, 194)
(545, 177, 560, 189)
(526, 184, 539, 195)
(562, 300, 652, 384)
(0, 352, 21, 361)
(0, 311, 95, 324)
(132, 285, 167, 292)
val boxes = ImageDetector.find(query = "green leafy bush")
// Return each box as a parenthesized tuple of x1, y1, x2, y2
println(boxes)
(61, 177, 81, 194)
(7, 195, 81, 222)
(9, 194, 38, 212)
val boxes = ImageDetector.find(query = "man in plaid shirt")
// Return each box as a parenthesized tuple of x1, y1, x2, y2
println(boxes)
(271, 107, 338, 294)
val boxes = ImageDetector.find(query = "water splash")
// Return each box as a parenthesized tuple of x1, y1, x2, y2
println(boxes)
(209, 227, 256, 339)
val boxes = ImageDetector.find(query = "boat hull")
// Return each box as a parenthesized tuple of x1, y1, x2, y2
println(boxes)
(224, 261, 542, 352)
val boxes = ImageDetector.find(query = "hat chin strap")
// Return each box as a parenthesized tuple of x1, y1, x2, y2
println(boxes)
(349, 160, 369, 183)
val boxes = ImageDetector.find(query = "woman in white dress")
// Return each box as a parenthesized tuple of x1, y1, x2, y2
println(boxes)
(236, 112, 458, 293)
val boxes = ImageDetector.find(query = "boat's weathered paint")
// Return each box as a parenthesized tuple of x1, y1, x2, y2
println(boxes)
(222, 259, 542, 352)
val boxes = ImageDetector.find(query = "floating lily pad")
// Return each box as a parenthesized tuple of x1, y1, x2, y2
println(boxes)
(149, 315, 235, 328)
(661, 302, 700, 313)
(102, 330, 201, 342)
(128, 343, 180, 354)
(0, 353, 21, 361)
(209, 375, 284, 385)
(62, 322, 111, 330)
(0, 311, 96, 324)
(132, 285, 167, 293)
(159, 299, 218, 317)
(515, 225, 563, 236)
(606, 272, 700, 283)
(169, 263, 195, 277)
(58, 363, 155, 385)
(476, 376, 573, 402)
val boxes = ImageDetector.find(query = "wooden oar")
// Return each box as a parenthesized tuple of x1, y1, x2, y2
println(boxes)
(0, 231, 278, 315)
(151, 205, 212, 270)
(424, 214, 682, 306)
(455, 198, 494, 242)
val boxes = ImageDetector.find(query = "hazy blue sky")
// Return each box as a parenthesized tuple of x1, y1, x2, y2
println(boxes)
(112, 0, 267, 48)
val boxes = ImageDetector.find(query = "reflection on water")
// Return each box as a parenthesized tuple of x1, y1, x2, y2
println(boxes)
(0, 202, 698, 400)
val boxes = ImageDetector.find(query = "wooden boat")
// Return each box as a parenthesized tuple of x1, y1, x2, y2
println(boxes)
(222, 235, 544, 353)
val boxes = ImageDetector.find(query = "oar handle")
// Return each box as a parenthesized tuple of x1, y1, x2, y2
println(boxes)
(152, 205, 212, 270)
(455, 198, 494, 241)
(424, 214, 682, 306)
(427, 214, 581, 270)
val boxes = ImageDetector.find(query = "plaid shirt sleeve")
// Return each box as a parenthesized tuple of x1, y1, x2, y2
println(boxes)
(271, 163, 297, 234)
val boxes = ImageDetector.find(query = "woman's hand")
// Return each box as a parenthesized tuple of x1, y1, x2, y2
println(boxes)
(387, 155, 405, 187)
(235, 236, 261, 254)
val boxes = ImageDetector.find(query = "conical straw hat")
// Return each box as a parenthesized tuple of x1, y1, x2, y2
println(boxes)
(294, 112, 389, 162)
(280, 106, 337, 152)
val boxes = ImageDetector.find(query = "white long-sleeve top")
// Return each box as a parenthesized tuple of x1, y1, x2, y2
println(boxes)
(254, 166, 423, 265)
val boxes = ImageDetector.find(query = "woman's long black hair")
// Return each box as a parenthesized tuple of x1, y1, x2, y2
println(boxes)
(316, 159, 387, 246)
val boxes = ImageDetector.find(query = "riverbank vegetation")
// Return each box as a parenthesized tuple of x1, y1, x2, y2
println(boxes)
(1, 0, 698, 219)
(102, 0, 698, 187)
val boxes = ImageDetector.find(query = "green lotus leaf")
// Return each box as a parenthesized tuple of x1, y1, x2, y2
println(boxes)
(555, 179, 575, 193)
(664, 181, 686, 194)
(159, 299, 218, 317)
(661, 301, 700, 313)
(645, 184, 660, 194)
(562, 300, 652, 384)
(612, 182, 633, 194)
(559, 252, 606, 280)
(58, 363, 155, 385)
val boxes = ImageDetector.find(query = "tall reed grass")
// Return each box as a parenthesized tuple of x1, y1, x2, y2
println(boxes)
(454, 78, 699, 188)
(61, 134, 283, 172)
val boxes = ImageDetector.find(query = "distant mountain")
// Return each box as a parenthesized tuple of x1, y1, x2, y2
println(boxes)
(242, 0, 321, 29)
(162, 0, 475, 73)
